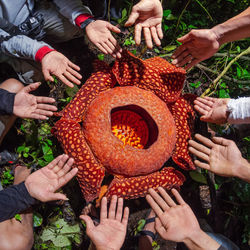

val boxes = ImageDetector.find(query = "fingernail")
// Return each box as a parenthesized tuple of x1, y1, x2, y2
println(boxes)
(172, 59, 177, 64)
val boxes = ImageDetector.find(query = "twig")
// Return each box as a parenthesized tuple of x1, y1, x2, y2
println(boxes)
(196, 64, 250, 85)
(201, 46, 250, 97)
(213, 53, 250, 61)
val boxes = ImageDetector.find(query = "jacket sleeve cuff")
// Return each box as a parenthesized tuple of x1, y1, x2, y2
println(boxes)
(35, 46, 55, 62)
(0, 89, 16, 115)
(75, 14, 94, 27)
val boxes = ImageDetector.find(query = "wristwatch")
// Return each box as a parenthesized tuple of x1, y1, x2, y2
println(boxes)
(80, 18, 96, 30)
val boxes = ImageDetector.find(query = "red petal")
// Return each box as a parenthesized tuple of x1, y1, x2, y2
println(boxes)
(168, 94, 196, 170)
(112, 50, 186, 103)
(53, 119, 105, 202)
(105, 167, 185, 199)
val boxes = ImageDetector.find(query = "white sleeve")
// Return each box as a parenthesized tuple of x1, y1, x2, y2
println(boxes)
(227, 97, 250, 124)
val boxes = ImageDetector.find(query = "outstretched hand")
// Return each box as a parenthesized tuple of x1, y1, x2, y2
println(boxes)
(172, 29, 220, 70)
(25, 154, 78, 202)
(194, 96, 230, 124)
(13, 82, 57, 120)
(188, 134, 250, 181)
(86, 20, 122, 58)
(125, 0, 163, 49)
(41, 51, 82, 88)
(146, 187, 201, 242)
(80, 195, 129, 250)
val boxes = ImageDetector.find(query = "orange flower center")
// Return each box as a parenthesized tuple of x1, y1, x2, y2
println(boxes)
(111, 110, 149, 149)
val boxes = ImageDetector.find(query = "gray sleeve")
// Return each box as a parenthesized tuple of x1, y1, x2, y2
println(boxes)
(0, 28, 52, 60)
(53, 0, 93, 25)
(227, 97, 250, 124)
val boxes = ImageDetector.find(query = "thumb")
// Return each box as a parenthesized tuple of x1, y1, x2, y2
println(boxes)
(177, 32, 192, 44)
(47, 192, 68, 201)
(80, 215, 95, 231)
(43, 69, 54, 82)
(108, 23, 121, 34)
(125, 11, 139, 26)
(23, 82, 41, 93)
(200, 115, 210, 122)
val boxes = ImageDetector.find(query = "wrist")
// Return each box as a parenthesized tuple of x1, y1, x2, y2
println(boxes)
(235, 158, 250, 182)
(35, 46, 55, 62)
(211, 25, 224, 47)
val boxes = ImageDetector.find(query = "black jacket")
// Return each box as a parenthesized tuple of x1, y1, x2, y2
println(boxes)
(0, 89, 15, 115)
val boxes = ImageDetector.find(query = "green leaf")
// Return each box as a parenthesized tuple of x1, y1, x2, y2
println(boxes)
(98, 54, 104, 61)
(189, 171, 207, 184)
(15, 214, 22, 222)
(33, 212, 43, 227)
(65, 85, 79, 98)
(163, 45, 176, 52)
(163, 9, 171, 17)
(236, 67, 242, 78)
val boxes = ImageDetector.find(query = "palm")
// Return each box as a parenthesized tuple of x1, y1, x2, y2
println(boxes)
(88, 219, 127, 248)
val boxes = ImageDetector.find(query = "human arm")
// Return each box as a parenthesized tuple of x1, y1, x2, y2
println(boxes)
(172, 7, 250, 69)
(125, 0, 163, 49)
(0, 154, 77, 222)
(146, 187, 220, 250)
(80, 195, 129, 250)
(189, 134, 250, 182)
(194, 97, 250, 124)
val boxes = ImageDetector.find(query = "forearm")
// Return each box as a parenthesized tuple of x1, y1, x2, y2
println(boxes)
(0, 182, 36, 222)
(183, 229, 220, 250)
(211, 7, 250, 46)
(236, 158, 250, 183)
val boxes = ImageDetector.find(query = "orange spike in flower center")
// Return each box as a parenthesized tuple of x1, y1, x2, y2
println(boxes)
(111, 110, 149, 149)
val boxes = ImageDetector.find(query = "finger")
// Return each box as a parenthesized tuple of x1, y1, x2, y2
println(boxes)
(57, 157, 74, 178)
(108, 195, 118, 219)
(148, 188, 170, 210)
(194, 105, 208, 116)
(134, 24, 142, 46)
(184, 58, 200, 70)
(55, 154, 70, 173)
(107, 23, 121, 34)
(115, 198, 123, 222)
(188, 139, 210, 155)
(173, 50, 190, 66)
(212, 137, 231, 146)
(146, 194, 164, 218)
(48, 192, 68, 201)
(122, 207, 129, 226)
(36, 96, 56, 104)
(102, 42, 114, 55)
(125, 10, 139, 26)
(143, 27, 153, 49)
(95, 43, 108, 54)
(155, 217, 167, 239)
(23, 82, 41, 93)
(34, 109, 54, 117)
(108, 37, 122, 58)
(194, 98, 214, 109)
(80, 215, 95, 231)
(194, 134, 214, 148)
(37, 103, 57, 111)
(100, 197, 108, 221)
(194, 160, 210, 170)
(172, 46, 188, 60)
(63, 71, 81, 85)
(58, 74, 74, 88)
(158, 187, 176, 207)
(176, 54, 193, 67)
(58, 167, 78, 188)
(47, 155, 64, 169)
(42, 69, 54, 82)
(177, 32, 193, 44)
(66, 67, 82, 80)
(171, 189, 186, 205)
(28, 114, 48, 120)
(156, 23, 163, 39)
(67, 61, 80, 72)
(188, 146, 209, 162)
(151, 26, 161, 46)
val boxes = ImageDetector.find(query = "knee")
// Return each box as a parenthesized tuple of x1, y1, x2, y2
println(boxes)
(0, 231, 34, 250)
(0, 78, 24, 93)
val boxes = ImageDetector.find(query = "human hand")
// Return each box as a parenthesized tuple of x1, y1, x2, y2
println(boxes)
(125, 0, 163, 49)
(80, 195, 129, 250)
(188, 134, 249, 180)
(172, 29, 220, 70)
(86, 20, 122, 58)
(194, 96, 230, 124)
(13, 82, 57, 120)
(25, 154, 78, 202)
(146, 187, 201, 242)
(41, 51, 82, 88)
